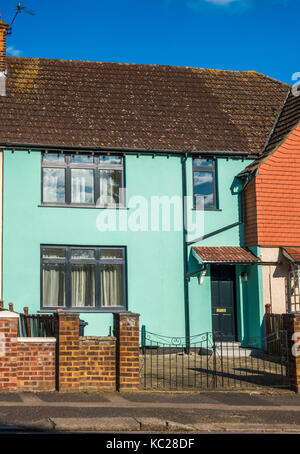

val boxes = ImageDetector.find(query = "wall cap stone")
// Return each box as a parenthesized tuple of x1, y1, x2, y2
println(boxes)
(0, 310, 19, 318)
(17, 337, 56, 343)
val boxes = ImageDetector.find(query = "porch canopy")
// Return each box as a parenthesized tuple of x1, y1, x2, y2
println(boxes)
(282, 247, 300, 264)
(192, 246, 261, 265)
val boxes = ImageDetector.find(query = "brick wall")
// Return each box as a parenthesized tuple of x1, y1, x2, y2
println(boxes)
(114, 312, 140, 391)
(0, 309, 140, 392)
(0, 311, 19, 391)
(56, 312, 116, 392)
(0, 311, 56, 392)
(282, 313, 300, 392)
(17, 339, 56, 391)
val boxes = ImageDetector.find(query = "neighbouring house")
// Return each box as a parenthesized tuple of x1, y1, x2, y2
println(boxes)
(0, 19, 290, 343)
(240, 88, 300, 315)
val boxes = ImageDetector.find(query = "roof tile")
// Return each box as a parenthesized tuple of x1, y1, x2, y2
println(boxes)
(193, 246, 260, 263)
(0, 58, 289, 153)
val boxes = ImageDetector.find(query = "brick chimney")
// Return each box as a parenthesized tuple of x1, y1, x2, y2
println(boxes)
(0, 20, 8, 72)
(0, 20, 8, 96)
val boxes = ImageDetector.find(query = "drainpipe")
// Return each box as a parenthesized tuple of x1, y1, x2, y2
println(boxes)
(182, 156, 190, 352)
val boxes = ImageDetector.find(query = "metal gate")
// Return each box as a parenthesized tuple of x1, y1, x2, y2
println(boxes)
(140, 330, 289, 390)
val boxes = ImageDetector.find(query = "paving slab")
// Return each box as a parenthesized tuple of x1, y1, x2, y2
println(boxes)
(51, 417, 140, 432)
(192, 423, 300, 433)
(199, 392, 277, 406)
(37, 392, 109, 403)
(135, 417, 167, 431)
(121, 392, 216, 404)
(0, 394, 22, 402)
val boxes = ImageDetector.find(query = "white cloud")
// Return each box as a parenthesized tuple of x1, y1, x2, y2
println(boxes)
(204, 0, 238, 4)
(7, 46, 22, 57)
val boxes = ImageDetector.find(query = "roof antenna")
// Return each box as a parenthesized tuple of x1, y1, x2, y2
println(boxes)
(7, 3, 35, 35)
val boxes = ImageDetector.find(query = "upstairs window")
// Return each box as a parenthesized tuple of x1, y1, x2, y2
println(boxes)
(193, 158, 217, 210)
(42, 153, 125, 207)
(41, 246, 126, 310)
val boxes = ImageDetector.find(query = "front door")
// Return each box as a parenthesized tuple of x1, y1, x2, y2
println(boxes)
(211, 265, 237, 341)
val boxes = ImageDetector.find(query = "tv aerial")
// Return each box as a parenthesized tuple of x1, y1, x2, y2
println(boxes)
(7, 3, 35, 35)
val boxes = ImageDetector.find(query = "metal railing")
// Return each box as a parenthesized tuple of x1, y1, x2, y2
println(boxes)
(18, 313, 56, 337)
(140, 330, 289, 391)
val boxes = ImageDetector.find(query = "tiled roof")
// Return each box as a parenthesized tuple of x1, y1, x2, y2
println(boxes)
(0, 57, 289, 153)
(239, 88, 300, 175)
(192, 246, 260, 263)
(243, 122, 300, 247)
(283, 247, 300, 263)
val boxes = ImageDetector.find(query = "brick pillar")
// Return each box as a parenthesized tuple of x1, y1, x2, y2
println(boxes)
(0, 311, 19, 392)
(56, 312, 80, 392)
(0, 20, 8, 73)
(282, 313, 300, 392)
(113, 312, 140, 391)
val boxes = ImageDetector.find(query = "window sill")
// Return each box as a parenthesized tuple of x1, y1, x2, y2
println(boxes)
(39, 204, 129, 210)
(38, 307, 127, 313)
(192, 208, 222, 212)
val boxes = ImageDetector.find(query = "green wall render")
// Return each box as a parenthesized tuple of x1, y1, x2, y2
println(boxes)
(2, 149, 262, 339)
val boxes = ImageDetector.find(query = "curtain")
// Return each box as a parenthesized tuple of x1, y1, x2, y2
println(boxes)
(43, 264, 65, 307)
(99, 170, 121, 206)
(72, 264, 95, 307)
(71, 169, 93, 204)
(101, 264, 123, 306)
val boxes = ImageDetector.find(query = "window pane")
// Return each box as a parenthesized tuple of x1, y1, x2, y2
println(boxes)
(42, 153, 65, 164)
(71, 169, 94, 204)
(99, 155, 122, 165)
(194, 171, 214, 208)
(70, 154, 94, 164)
(100, 249, 123, 259)
(43, 168, 65, 203)
(99, 170, 122, 205)
(71, 249, 95, 259)
(193, 159, 213, 168)
(42, 248, 66, 259)
(43, 263, 66, 307)
(101, 264, 124, 307)
(72, 264, 95, 307)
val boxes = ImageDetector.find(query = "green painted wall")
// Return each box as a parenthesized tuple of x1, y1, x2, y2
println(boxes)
(2, 149, 262, 340)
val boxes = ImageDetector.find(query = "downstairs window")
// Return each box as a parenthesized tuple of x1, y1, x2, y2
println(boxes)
(41, 246, 126, 310)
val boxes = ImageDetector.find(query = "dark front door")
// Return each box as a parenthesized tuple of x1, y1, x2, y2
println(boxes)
(211, 265, 237, 341)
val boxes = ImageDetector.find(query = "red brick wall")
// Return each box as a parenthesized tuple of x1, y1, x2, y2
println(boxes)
(17, 340, 56, 391)
(0, 310, 140, 392)
(79, 337, 116, 390)
(0, 313, 56, 392)
(0, 314, 19, 391)
(114, 312, 140, 391)
(245, 123, 300, 247)
(282, 314, 300, 392)
(56, 313, 117, 392)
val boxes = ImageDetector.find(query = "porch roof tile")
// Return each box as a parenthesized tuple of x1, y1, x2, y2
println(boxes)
(282, 247, 300, 263)
(192, 246, 260, 264)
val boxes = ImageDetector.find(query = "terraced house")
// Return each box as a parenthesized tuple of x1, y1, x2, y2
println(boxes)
(0, 19, 290, 344)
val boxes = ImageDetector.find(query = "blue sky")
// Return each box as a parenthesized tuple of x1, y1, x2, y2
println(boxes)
(0, 0, 299, 83)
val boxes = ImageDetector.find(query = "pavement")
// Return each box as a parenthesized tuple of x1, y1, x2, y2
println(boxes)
(1, 389, 300, 433)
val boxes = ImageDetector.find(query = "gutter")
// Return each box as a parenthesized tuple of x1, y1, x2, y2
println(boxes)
(0, 142, 258, 159)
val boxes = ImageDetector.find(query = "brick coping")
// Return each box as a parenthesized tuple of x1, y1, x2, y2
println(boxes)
(17, 337, 56, 343)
